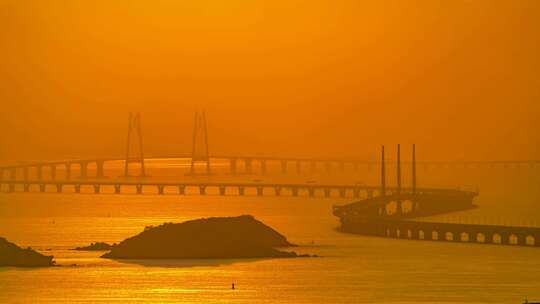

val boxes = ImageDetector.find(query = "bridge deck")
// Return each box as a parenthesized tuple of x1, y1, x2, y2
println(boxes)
(334, 192, 539, 247)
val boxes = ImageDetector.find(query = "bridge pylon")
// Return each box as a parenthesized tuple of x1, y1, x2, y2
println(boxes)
(396, 144, 402, 215)
(381, 145, 386, 196)
(123, 112, 147, 178)
(412, 144, 416, 195)
(190, 111, 211, 175)
(397, 144, 401, 195)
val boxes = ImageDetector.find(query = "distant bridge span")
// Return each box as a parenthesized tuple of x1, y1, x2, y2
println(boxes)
(0, 112, 538, 178)
(0, 179, 454, 198)
(0, 155, 538, 181)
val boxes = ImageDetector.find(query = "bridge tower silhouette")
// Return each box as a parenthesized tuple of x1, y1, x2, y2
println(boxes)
(412, 144, 416, 194)
(412, 144, 418, 211)
(396, 144, 402, 215)
(190, 111, 211, 175)
(123, 112, 146, 177)
(381, 145, 386, 196)
(380, 144, 416, 195)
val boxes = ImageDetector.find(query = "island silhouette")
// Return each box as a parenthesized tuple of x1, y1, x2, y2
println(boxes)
(101, 215, 310, 259)
(0, 237, 55, 267)
(73, 242, 115, 251)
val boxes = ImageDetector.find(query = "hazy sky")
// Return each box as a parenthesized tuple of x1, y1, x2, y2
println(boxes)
(1, 0, 539, 161)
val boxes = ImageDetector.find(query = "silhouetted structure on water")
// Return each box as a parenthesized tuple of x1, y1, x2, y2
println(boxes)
(1, 113, 538, 181)
(0, 237, 55, 267)
(333, 145, 540, 247)
(102, 215, 311, 259)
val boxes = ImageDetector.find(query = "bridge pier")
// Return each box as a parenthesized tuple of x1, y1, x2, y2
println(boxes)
(65, 163, 72, 180)
(136, 184, 143, 194)
(39, 184, 46, 192)
(516, 234, 525, 246)
(396, 228, 405, 239)
(324, 188, 331, 198)
(93, 184, 101, 194)
(56, 184, 63, 193)
(74, 184, 81, 193)
(238, 186, 245, 196)
(486, 232, 497, 244)
(367, 190, 374, 199)
(245, 159, 253, 175)
(274, 186, 281, 196)
(261, 160, 267, 175)
(79, 162, 88, 180)
(96, 160, 105, 178)
(501, 233, 510, 245)
(291, 187, 299, 197)
(158, 185, 165, 195)
(199, 186, 207, 195)
(24, 183, 30, 192)
(115, 184, 121, 194)
(230, 159, 237, 175)
(257, 186, 263, 196)
(36, 166, 43, 180)
(219, 186, 226, 196)
(178, 185, 185, 195)
(51, 165, 57, 180)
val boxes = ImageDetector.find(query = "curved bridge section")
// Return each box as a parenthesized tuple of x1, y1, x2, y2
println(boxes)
(333, 190, 540, 247)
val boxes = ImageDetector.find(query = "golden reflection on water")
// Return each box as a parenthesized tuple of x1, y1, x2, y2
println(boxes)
(1, 163, 540, 303)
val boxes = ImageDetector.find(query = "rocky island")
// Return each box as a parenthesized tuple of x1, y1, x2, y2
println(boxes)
(0, 237, 55, 267)
(73, 242, 115, 251)
(102, 215, 309, 259)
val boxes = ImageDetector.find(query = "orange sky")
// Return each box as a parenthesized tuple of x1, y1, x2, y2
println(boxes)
(1, 0, 539, 161)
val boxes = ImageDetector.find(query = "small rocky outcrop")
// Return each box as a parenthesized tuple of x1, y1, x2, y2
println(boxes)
(73, 242, 115, 251)
(0, 237, 55, 267)
(102, 215, 307, 259)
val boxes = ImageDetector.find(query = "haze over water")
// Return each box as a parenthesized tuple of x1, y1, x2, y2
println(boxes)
(1, 1, 540, 303)
(1, 161, 539, 303)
